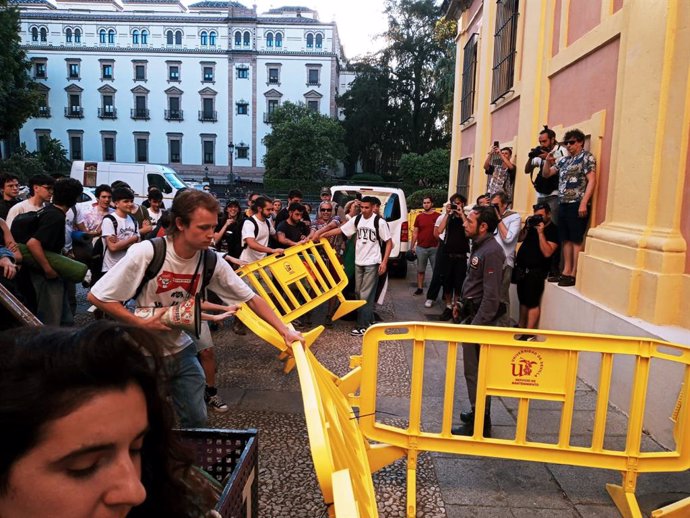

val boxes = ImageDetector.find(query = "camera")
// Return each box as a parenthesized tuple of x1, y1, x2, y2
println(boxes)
(528, 146, 545, 159)
(527, 214, 544, 228)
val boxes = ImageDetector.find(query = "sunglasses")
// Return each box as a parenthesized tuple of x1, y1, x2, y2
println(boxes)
(321, 208, 332, 212)
(564, 140, 579, 145)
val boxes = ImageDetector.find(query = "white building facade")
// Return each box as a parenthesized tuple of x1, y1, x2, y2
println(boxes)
(13, 0, 349, 180)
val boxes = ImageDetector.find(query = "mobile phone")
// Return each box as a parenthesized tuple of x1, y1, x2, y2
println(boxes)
(493, 141, 499, 148)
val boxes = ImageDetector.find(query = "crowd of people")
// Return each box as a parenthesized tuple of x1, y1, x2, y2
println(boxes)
(409, 126, 596, 437)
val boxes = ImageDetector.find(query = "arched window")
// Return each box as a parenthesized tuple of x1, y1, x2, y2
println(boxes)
(266, 32, 273, 47)
(315, 33, 322, 48)
(306, 33, 313, 48)
(200, 31, 208, 46)
(132, 30, 139, 44)
(243, 31, 250, 46)
(209, 31, 216, 46)
(234, 31, 241, 46)
(65, 28, 72, 43)
(108, 29, 115, 44)
(141, 30, 148, 44)
(31, 27, 38, 42)
(99, 29, 106, 44)
(40, 27, 47, 42)
(175, 30, 182, 45)
(275, 33, 282, 48)
(166, 30, 173, 45)
(74, 28, 81, 43)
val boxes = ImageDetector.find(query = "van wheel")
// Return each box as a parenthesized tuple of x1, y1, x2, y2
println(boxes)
(389, 258, 408, 279)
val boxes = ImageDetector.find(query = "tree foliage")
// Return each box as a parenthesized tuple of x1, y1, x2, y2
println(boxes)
(407, 188, 448, 208)
(398, 148, 450, 190)
(262, 102, 346, 181)
(0, 139, 70, 182)
(338, 0, 455, 176)
(0, 0, 41, 141)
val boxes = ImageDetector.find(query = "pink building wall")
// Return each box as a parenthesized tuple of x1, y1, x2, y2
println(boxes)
(568, 0, 602, 45)
(547, 38, 620, 225)
(490, 98, 520, 146)
(552, 0, 562, 57)
(460, 123, 476, 156)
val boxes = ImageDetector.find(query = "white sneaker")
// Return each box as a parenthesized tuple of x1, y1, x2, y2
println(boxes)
(351, 327, 367, 336)
(424, 299, 433, 308)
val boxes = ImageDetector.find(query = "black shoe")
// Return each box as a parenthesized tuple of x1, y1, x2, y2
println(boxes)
(413, 288, 424, 296)
(460, 410, 474, 423)
(452, 414, 491, 437)
(547, 274, 560, 283)
(440, 307, 453, 321)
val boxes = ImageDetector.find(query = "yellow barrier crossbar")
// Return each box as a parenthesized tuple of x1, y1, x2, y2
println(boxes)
(354, 322, 690, 518)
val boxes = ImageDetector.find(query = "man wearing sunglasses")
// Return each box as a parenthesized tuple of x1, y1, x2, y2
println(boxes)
(543, 129, 596, 287)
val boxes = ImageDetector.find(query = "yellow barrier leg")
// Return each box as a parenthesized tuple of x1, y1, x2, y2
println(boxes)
(651, 496, 690, 517)
(406, 450, 418, 518)
(606, 471, 642, 518)
(332, 298, 366, 321)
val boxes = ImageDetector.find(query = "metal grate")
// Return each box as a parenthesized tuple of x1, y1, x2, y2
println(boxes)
(460, 33, 478, 124)
(491, 0, 519, 104)
(456, 158, 471, 200)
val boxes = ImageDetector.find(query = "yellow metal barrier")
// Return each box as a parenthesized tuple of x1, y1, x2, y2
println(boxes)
(351, 323, 690, 518)
(234, 239, 365, 372)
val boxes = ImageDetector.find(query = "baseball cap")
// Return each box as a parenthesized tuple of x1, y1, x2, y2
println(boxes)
(320, 187, 330, 195)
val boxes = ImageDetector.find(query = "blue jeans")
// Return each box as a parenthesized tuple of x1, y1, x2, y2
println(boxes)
(355, 264, 379, 328)
(161, 344, 207, 428)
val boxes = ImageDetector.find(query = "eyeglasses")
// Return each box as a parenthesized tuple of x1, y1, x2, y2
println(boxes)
(564, 140, 578, 145)
(321, 208, 332, 212)
(40, 185, 54, 192)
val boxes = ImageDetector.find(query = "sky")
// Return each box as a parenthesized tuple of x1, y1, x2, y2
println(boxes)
(251, 0, 390, 60)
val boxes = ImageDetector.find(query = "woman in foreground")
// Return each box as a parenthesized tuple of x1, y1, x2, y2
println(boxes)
(0, 321, 212, 518)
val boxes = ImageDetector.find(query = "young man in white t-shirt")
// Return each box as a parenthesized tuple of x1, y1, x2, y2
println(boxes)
(321, 196, 392, 336)
(100, 186, 140, 273)
(88, 190, 304, 428)
(5, 174, 55, 227)
(239, 196, 284, 264)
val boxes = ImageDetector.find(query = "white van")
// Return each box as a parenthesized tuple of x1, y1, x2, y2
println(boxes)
(330, 185, 410, 277)
(70, 161, 188, 203)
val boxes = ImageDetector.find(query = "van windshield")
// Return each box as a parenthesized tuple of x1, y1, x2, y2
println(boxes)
(163, 172, 186, 190)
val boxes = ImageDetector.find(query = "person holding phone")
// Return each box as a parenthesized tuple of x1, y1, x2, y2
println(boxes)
(483, 141, 516, 197)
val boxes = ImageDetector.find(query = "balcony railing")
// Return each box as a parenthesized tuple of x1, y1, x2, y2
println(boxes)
(36, 106, 51, 118)
(98, 107, 117, 119)
(65, 106, 83, 118)
(198, 110, 217, 122)
(131, 108, 150, 120)
(165, 109, 184, 121)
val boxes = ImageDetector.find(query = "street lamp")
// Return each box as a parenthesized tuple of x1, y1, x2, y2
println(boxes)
(228, 142, 235, 184)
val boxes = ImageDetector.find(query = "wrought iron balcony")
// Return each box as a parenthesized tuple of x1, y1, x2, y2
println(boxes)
(131, 108, 150, 120)
(98, 107, 117, 119)
(198, 110, 217, 122)
(65, 106, 83, 118)
(36, 106, 51, 118)
(165, 109, 184, 121)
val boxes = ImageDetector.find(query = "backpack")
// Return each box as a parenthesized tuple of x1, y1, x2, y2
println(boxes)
(10, 208, 46, 244)
(89, 214, 138, 285)
(132, 237, 217, 301)
(353, 213, 382, 244)
(242, 216, 273, 249)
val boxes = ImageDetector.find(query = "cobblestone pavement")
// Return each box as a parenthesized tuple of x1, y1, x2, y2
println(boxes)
(73, 278, 690, 517)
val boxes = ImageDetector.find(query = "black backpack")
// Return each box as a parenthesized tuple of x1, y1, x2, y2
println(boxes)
(10, 208, 47, 244)
(242, 216, 273, 249)
(131, 237, 217, 301)
(353, 213, 382, 243)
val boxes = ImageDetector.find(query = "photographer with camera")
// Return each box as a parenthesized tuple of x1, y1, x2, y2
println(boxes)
(514, 203, 559, 338)
(435, 193, 469, 321)
(524, 126, 567, 224)
(484, 142, 516, 197)
(490, 191, 521, 324)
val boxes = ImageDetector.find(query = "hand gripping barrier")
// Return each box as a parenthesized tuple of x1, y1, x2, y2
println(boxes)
(292, 322, 690, 517)
(235, 239, 365, 373)
(351, 323, 690, 518)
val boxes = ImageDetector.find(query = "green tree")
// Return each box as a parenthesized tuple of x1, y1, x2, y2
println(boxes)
(398, 148, 450, 190)
(0, 144, 44, 182)
(263, 102, 346, 181)
(0, 0, 41, 145)
(38, 138, 71, 174)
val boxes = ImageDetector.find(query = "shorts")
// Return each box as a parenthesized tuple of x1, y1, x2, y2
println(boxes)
(416, 246, 437, 273)
(516, 269, 547, 309)
(558, 202, 588, 244)
(193, 321, 214, 352)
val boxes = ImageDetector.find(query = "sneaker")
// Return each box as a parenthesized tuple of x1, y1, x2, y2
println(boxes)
(558, 275, 576, 287)
(413, 288, 424, 296)
(440, 306, 453, 321)
(206, 394, 229, 413)
(351, 327, 367, 336)
(424, 299, 434, 308)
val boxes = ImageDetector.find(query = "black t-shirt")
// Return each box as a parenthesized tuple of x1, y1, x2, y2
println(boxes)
(215, 215, 244, 258)
(443, 215, 470, 255)
(274, 208, 290, 228)
(0, 198, 19, 221)
(276, 220, 309, 245)
(32, 205, 66, 253)
(516, 222, 559, 269)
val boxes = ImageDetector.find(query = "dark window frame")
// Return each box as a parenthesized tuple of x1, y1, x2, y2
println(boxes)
(491, 0, 520, 104)
(456, 158, 471, 201)
(460, 33, 478, 124)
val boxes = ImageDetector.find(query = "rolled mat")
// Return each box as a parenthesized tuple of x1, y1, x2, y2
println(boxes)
(16, 243, 88, 283)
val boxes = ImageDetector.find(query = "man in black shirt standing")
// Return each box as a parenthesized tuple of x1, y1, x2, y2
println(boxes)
(436, 193, 470, 321)
(0, 174, 21, 220)
(25, 177, 83, 326)
(514, 202, 559, 335)
(276, 203, 309, 247)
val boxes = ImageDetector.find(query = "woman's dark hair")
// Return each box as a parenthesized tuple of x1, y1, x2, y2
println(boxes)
(0, 321, 207, 517)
